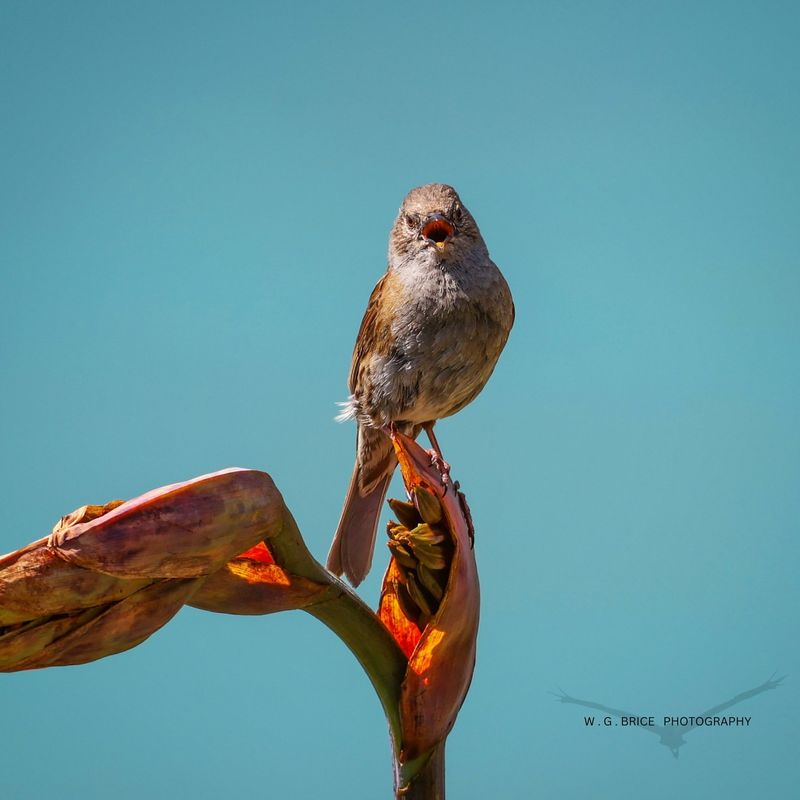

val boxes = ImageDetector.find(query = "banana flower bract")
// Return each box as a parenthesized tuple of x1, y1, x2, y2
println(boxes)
(378, 432, 480, 792)
(0, 469, 326, 671)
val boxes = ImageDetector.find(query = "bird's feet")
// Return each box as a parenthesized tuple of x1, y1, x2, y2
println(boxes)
(422, 423, 451, 486)
(426, 448, 451, 484)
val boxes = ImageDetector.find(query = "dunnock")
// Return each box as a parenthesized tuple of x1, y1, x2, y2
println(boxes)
(327, 183, 514, 586)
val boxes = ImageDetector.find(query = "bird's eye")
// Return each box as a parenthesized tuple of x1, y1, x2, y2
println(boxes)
(453, 205, 464, 223)
(405, 214, 417, 228)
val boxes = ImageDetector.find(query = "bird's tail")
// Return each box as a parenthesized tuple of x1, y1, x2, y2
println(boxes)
(327, 426, 396, 586)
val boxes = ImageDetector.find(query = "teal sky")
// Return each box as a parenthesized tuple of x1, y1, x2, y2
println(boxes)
(1, 2, 798, 797)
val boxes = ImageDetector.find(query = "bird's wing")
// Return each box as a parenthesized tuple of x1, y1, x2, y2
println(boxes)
(347, 271, 392, 394)
(684, 673, 786, 732)
(550, 690, 665, 737)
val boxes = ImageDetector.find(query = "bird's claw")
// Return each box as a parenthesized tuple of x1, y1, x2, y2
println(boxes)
(427, 449, 451, 484)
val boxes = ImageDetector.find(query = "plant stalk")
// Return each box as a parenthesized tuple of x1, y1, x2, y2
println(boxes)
(269, 505, 407, 746)
(395, 742, 446, 799)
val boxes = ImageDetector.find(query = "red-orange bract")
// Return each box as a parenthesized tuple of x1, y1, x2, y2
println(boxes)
(379, 433, 480, 761)
(0, 469, 327, 671)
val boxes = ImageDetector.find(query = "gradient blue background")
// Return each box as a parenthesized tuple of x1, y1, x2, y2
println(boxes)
(1, 2, 798, 797)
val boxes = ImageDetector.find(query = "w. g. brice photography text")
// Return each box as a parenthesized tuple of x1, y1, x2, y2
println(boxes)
(583, 716, 752, 728)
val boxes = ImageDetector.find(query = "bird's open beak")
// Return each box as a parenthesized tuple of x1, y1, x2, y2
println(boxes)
(421, 214, 455, 250)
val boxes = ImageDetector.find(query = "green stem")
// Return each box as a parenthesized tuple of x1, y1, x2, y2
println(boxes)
(268, 503, 446, 791)
(268, 505, 408, 746)
(395, 743, 446, 799)
(305, 591, 406, 746)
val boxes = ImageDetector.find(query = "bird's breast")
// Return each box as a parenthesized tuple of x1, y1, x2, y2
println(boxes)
(361, 261, 512, 425)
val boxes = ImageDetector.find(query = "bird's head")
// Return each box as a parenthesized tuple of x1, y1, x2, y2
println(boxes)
(389, 183, 485, 267)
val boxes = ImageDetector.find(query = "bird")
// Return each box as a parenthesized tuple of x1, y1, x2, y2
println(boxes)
(327, 183, 514, 586)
